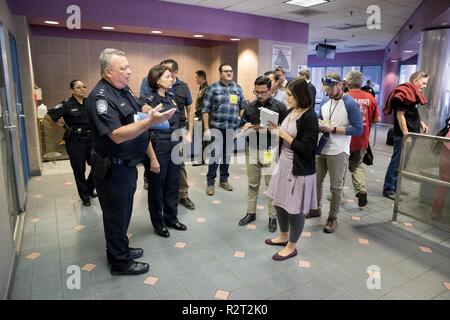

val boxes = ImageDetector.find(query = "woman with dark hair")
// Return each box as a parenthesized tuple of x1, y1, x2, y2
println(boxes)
(47, 80, 96, 206)
(142, 65, 187, 238)
(266, 78, 319, 260)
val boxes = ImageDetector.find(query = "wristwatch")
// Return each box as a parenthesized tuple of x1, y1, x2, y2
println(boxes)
(332, 126, 337, 134)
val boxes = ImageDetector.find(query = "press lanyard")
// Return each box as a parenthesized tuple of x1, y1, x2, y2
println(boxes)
(329, 94, 343, 121)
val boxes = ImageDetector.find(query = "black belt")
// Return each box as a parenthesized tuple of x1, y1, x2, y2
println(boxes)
(111, 157, 142, 167)
(73, 128, 91, 134)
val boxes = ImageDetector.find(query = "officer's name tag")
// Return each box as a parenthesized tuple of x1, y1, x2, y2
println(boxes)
(229, 94, 238, 105)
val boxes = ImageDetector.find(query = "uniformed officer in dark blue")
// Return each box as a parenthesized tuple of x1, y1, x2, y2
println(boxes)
(47, 80, 96, 206)
(87, 49, 175, 276)
(141, 64, 187, 238)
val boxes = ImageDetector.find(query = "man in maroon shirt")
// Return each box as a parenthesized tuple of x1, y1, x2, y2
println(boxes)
(346, 71, 380, 207)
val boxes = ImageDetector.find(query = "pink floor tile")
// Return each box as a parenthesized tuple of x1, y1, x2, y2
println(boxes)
(212, 200, 221, 204)
(175, 242, 187, 249)
(233, 251, 245, 258)
(351, 216, 361, 221)
(33, 194, 43, 199)
(358, 238, 370, 245)
(246, 224, 256, 230)
(30, 217, 42, 223)
(444, 282, 450, 290)
(144, 276, 159, 286)
(74, 224, 85, 231)
(214, 290, 230, 300)
(403, 222, 414, 228)
(26, 252, 41, 260)
(301, 232, 312, 238)
(420, 246, 432, 253)
(81, 263, 96, 272)
(196, 218, 206, 223)
(298, 260, 311, 268)
(257, 205, 265, 210)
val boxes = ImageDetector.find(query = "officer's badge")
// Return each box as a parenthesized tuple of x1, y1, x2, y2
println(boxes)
(96, 99, 108, 115)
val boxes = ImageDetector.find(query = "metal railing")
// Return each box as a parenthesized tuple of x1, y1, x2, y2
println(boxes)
(392, 132, 450, 231)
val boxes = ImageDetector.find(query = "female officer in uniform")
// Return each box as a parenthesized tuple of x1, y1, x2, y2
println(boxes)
(143, 65, 187, 238)
(47, 80, 96, 206)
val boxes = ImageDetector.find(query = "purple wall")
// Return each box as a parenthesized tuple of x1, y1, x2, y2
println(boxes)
(30, 25, 226, 48)
(308, 50, 385, 67)
(385, 0, 450, 60)
(7, 0, 309, 44)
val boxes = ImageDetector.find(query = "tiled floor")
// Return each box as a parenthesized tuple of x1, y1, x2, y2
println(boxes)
(10, 130, 450, 300)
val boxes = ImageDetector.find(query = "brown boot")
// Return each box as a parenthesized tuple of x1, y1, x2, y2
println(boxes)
(219, 181, 233, 191)
(206, 185, 215, 196)
(323, 217, 337, 233)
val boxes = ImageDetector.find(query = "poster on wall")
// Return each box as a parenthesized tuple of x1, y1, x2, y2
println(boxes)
(272, 44, 292, 72)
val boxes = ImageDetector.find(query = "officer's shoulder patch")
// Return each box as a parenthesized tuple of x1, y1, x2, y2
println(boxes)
(96, 99, 108, 115)
(54, 103, 63, 110)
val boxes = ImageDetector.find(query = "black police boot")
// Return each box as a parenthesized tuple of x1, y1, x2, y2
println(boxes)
(238, 213, 256, 226)
(129, 248, 144, 260)
(166, 221, 187, 231)
(107, 248, 144, 265)
(82, 199, 91, 206)
(155, 227, 170, 238)
(110, 261, 149, 276)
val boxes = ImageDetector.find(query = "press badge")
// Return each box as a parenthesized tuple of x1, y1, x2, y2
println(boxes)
(262, 149, 273, 166)
(229, 94, 238, 104)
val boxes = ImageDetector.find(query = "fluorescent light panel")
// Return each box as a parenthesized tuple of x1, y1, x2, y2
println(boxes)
(44, 20, 59, 25)
(284, 0, 331, 8)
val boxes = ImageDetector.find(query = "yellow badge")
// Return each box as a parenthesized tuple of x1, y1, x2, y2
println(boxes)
(262, 150, 273, 166)
(229, 94, 238, 104)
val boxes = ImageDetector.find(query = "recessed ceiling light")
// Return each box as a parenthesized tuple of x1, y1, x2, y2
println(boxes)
(403, 50, 413, 53)
(230, 38, 240, 41)
(442, 22, 448, 26)
(193, 34, 204, 38)
(417, 40, 421, 43)
(151, 30, 163, 34)
(102, 26, 115, 30)
(284, 0, 333, 8)
(390, 59, 398, 63)
(44, 21, 59, 25)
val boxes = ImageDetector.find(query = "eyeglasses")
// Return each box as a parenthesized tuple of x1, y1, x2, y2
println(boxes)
(253, 89, 270, 96)
(222, 70, 233, 73)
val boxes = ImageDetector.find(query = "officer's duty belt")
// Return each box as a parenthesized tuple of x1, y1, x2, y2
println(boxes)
(111, 157, 142, 167)
(73, 128, 91, 135)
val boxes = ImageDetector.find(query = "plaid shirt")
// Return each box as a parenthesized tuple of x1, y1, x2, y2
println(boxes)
(201, 81, 247, 129)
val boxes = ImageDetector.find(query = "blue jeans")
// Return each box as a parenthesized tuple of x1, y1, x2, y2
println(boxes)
(207, 128, 233, 186)
(383, 136, 403, 193)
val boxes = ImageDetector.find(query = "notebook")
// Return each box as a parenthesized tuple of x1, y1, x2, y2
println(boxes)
(259, 107, 279, 127)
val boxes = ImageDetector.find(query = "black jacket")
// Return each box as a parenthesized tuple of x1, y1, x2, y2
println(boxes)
(279, 107, 319, 176)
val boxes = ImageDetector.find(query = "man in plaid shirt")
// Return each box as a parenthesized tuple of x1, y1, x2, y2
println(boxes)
(202, 63, 247, 196)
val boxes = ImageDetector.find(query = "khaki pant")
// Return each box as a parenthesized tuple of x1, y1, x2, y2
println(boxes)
(316, 153, 349, 219)
(179, 161, 189, 199)
(348, 150, 366, 195)
(246, 149, 276, 218)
